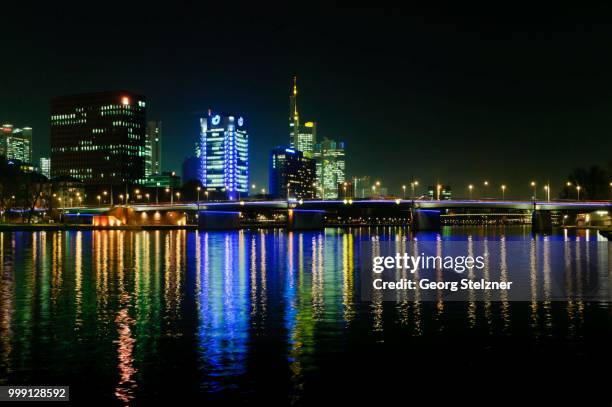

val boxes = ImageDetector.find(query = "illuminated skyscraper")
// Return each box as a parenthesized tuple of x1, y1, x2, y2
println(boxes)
(145, 121, 162, 177)
(0, 124, 11, 157)
(39, 157, 51, 178)
(199, 111, 249, 200)
(313, 138, 346, 199)
(50, 91, 147, 184)
(269, 147, 316, 199)
(289, 76, 317, 157)
(352, 175, 371, 198)
(1, 124, 32, 163)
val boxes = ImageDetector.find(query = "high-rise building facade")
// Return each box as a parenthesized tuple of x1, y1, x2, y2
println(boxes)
(1, 124, 32, 163)
(50, 91, 147, 184)
(39, 157, 51, 178)
(289, 77, 317, 157)
(314, 138, 346, 199)
(269, 147, 316, 199)
(353, 175, 371, 198)
(198, 112, 249, 200)
(145, 121, 162, 177)
(0, 124, 11, 157)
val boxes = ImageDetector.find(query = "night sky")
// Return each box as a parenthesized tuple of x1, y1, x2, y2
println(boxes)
(3, 5, 612, 197)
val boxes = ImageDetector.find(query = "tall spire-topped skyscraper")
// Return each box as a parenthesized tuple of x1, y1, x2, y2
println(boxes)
(288, 76, 317, 157)
(289, 75, 300, 148)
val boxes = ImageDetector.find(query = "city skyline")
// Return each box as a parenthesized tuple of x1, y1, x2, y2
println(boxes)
(2, 5, 612, 197)
(2, 6, 612, 406)
(2, 75, 610, 199)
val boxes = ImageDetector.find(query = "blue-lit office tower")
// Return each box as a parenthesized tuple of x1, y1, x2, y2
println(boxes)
(199, 112, 249, 200)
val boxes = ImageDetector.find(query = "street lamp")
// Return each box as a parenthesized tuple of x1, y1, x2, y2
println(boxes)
(119, 194, 124, 205)
(411, 180, 418, 198)
(576, 185, 581, 201)
(165, 187, 173, 205)
(566, 181, 572, 199)
(402, 185, 406, 199)
(175, 192, 181, 203)
(97, 195, 101, 206)
(501, 184, 506, 200)
(530, 181, 537, 201)
(544, 185, 550, 202)
(468, 184, 473, 199)
(483, 180, 489, 198)
(145, 193, 150, 204)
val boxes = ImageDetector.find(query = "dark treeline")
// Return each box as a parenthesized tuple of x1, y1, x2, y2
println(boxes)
(0, 157, 50, 222)
(560, 162, 612, 200)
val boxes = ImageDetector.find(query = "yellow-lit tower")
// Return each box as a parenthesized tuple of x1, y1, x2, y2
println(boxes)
(288, 76, 317, 157)
(289, 76, 300, 148)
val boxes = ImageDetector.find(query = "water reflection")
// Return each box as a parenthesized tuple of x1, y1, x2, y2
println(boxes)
(0, 227, 608, 403)
(196, 232, 248, 391)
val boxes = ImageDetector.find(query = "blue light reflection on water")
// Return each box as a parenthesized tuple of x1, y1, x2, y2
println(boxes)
(0, 226, 609, 404)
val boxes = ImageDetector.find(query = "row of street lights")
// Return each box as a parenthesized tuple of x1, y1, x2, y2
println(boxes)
(401, 181, 419, 199)
(85, 179, 612, 206)
(94, 187, 184, 205)
(461, 180, 586, 201)
(393, 179, 605, 201)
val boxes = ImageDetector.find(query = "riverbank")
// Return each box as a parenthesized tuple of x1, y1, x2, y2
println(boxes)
(0, 223, 198, 231)
(561, 225, 611, 240)
(0, 223, 610, 238)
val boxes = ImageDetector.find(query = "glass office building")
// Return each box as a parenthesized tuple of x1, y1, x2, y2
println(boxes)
(1, 124, 32, 163)
(6, 127, 32, 163)
(199, 112, 249, 200)
(145, 121, 162, 177)
(269, 147, 316, 199)
(50, 91, 147, 184)
(39, 157, 51, 178)
(313, 138, 346, 199)
(353, 175, 372, 198)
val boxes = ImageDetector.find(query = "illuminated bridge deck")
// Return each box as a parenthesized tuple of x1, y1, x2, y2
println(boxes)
(60, 199, 612, 214)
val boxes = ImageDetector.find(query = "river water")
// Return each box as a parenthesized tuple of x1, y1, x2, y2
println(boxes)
(0, 227, 610, 404)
